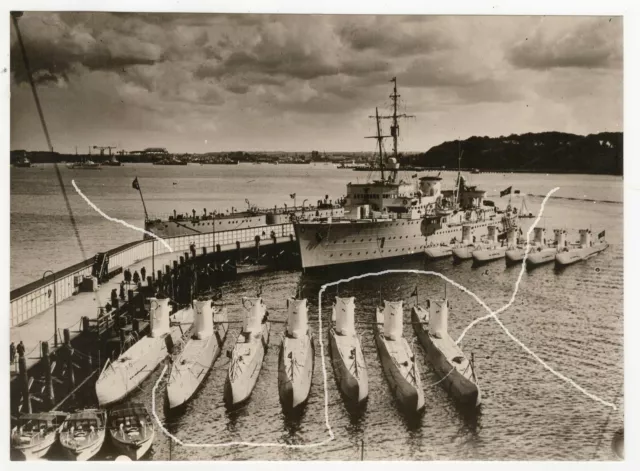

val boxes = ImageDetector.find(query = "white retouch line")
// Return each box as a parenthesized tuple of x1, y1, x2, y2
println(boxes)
(150, 185, 613, 450)
(72, 180, 173, 251)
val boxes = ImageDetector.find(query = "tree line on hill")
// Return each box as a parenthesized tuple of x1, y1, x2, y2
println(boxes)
(400, 132, 623, 175)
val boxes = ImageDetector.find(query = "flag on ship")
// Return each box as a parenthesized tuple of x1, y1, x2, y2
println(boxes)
(483, 200, 495, 207)
(132, 177, 140, 191)
(514, 189, 521, 194)
(290, 193, 296, 199)
(500, 186, 512, 197)
(598, 230, 606, 239)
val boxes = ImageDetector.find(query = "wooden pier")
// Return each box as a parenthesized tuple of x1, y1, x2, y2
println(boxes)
(10, 228, 298, 416)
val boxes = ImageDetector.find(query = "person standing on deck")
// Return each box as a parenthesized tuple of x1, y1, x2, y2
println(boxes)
(16, 341, 25, 358)
(119, 283, 126, 301)
(140, 266, 146, 282)
(10, 342, 16, 364)
(132, 270, 140, 285)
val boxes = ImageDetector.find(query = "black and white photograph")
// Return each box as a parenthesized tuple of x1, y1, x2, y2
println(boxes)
(5, 1, 630, 463)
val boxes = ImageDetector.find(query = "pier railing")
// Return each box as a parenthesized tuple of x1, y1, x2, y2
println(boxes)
(9, 223, 294, 327)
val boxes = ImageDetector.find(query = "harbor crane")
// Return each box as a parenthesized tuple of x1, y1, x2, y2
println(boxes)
(93, 145, 117, 156)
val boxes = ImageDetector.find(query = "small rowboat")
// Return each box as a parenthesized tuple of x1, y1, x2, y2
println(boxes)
(108, 403, 155, 460)
(224, 297, 271, 406)
(167, 299, 229, 409)
(278, 298, 315, 410)
(11, 412, 68, 460)
(412, 299, 481, 407)
(59, 409, 107, 461)
(374, 300, 424, 412)
(329, 297, 368, 404)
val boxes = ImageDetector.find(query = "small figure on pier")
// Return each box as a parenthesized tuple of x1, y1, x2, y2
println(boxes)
(10, 342, 16, 364)
(119, 284, 126, 301)
(124, 269, 132, 285)
(133, 271, 140, 285)
(140, 266, 146, 281)
(111, 288, 118, 304)
(16, 340, 25, 358)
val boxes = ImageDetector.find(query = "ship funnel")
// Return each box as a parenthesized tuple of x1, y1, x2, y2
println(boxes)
(419, 177, 442, 197)
(488, 225, 498, 243)
(554, 229, 566, 248)
(534, 227, 545, 245)
(462, 225, 472, 243)
(149, 297, 170, 338)
(286, 298, 308, 339)
(242, 297, 266, 336)
(335, 297, 356, 336)
(194, 299, 214, 340)
(382, 300, 404, 341)
(429, 299, 449, 339)
(507, 227, 518, 247)
(579, 229, 591, 247)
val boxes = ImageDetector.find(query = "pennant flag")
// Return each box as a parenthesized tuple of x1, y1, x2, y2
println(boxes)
(290, 193, 296, 199)
(411, 286, 418, 297)
(390, 77, 396, 82)
(598, 230, 606, 239)
(483, 200, 495, 207)
(412, 174, 418, 178)
(514, 189, 521, 194)
(132, 177, 140, 191)
(500, 186, 512, 197)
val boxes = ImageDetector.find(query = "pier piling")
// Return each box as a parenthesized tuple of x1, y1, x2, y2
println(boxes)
(63, 328, 75, 392)
(41, 341, 55, 408)
(18, 354, 32, 413)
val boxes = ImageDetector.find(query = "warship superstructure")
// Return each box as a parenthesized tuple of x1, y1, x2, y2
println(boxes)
(294, 78, 512, 271)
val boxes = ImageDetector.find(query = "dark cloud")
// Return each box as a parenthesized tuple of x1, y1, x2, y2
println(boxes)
(507, 18, 622, 70)
(338, 16, 452, 56)
(10, 12, 164, 84)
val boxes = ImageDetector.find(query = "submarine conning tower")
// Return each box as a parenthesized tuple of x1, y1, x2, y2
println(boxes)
(149, 297, 171, 337)
(533, 227, 545, 245)
(554, 229, 567, 247)
(430, 299, 449, 339)
(194, 299, 214, 340)
(507, 227, 518, 247)
(286, 298, 308, 339)
(487, 225, 498, 244)
(382, 300, 404, 341)
(579, 229, 592, 247)
(462, 225, 472, 243)
(334, 296, 356, 336)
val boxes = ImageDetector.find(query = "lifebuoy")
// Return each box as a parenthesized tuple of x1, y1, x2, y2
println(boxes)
(403, 199, 408, 205)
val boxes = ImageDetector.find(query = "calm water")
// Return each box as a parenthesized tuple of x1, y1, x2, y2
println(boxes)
(10, 164, 624, 460)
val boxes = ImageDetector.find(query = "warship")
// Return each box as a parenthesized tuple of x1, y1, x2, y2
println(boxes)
(144, 200, 343, 239)
(294, 78, 510, 271)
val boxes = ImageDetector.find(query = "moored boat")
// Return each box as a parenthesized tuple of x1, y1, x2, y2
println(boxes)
(10, 412, 68, 460)
(66, 159, 101, 170)
(411, 294, 481, 407)
(59, 409, 106, 461)
(278, 298, 315, 410)
(108, 403, 155, 460)
(374, 300, 424, 412)
(329, 297, 368, 404)
(167, 298, 229, 409)
(471, 225, 508, 263)
(526, 229, 565, 267)
(224, 297, 271, 406)
(504, 227, 527, 265)
(424, 243, 453, 260)
(555, 229, 608, 267)
(95, 297, 194, 407)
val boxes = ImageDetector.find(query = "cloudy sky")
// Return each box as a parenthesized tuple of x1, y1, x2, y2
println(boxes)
(9, 13, 622, 154)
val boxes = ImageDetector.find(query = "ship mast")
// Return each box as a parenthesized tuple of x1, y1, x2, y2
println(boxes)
(366, 107, 390, 181)
(379, 78, 414, 182)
